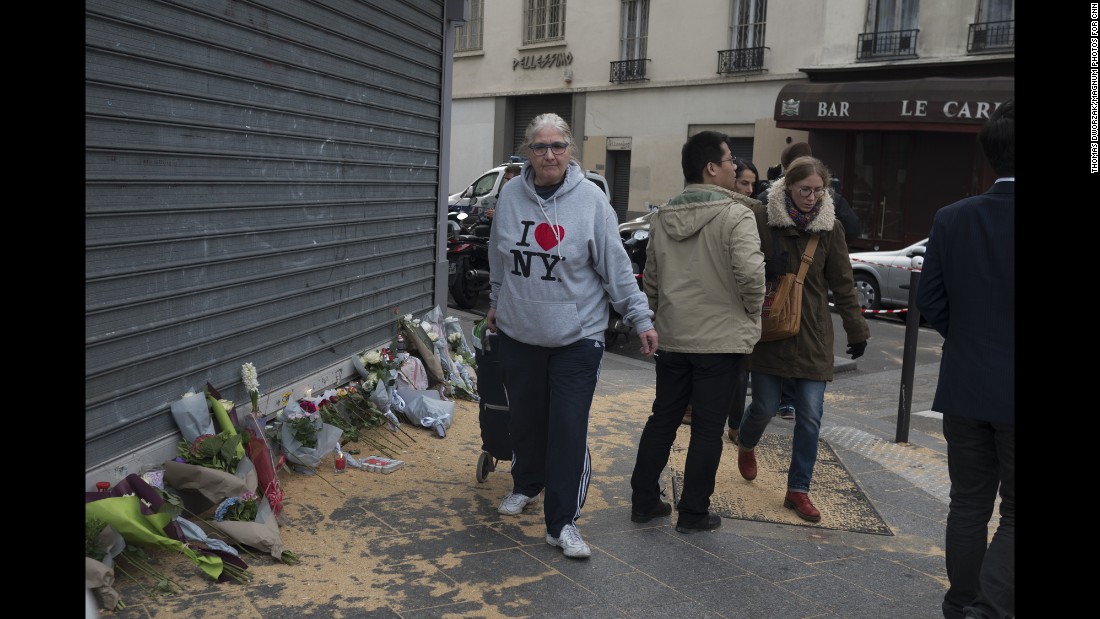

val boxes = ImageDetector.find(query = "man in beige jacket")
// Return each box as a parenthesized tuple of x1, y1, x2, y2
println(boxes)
(629, 130, 765, 533)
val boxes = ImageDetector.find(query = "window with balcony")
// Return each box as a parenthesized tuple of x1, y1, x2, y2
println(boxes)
(968, 0, 1014, 53)
(858, 0, 920, 60)
(524, 0, 566, 45)
(611, 0, 649, 83)
(455, 0, 483, 52)
(719, 0, 767, 74)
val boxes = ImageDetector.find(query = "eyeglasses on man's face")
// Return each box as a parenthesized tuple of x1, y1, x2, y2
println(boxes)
(530, 142, 569, 156)
(795, 186, 827, 198)
(715, 157, 737, 167)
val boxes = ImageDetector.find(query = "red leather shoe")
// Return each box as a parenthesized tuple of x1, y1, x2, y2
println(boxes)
(784, 491, 821, 522)
(737, 447, 757, 481)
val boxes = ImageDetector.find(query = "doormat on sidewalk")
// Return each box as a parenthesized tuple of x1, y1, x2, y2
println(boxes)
(669, 433, 894, 536)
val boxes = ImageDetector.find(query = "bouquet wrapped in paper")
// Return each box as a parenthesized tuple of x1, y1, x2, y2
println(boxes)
(85, 522, 126, 611)
(415, 307, 474, 399)
(237, 412, 284, 517)
(205, 495, 291, 562)
(86, 556, 122, 611)
(162, 461, 295, 563)
(277, 397, 343, 469)
(392, 353, 454, 438)
(163, 459, 257, 510)
(449, 350, 477, 396)
(395, 313, 446, 386)
(351, 347, 400, 416)
(85, 474, 250, 583)
(443, 315, 476, 359)
(170, 388, 217, 445)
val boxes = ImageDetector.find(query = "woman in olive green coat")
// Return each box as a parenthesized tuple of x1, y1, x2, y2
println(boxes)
(736, 156, 870, 523)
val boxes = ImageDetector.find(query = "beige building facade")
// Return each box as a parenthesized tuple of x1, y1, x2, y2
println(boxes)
(449, 0, 1013, 251)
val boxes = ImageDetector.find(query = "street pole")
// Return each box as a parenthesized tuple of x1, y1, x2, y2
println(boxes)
(895, 256, 923, 443)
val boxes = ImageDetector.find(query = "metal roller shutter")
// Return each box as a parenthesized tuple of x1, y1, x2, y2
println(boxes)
(511, 95, 573, 156)
(728, 138, 755, 163)
(85, 0, 448, 473)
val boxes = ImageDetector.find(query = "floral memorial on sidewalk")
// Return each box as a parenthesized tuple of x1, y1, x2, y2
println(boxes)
(85, 308, 483, 611)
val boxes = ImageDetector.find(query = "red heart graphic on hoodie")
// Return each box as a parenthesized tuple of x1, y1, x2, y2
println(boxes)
(534, 223, 565, 251)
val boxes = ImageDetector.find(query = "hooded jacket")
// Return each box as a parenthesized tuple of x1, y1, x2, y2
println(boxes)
(488, 160, 653, 347)
(642, 184, 765, 353)
(746, 177, 869, 380)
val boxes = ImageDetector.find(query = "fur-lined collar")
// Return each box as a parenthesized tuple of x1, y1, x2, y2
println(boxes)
(764, 177, 836, 233)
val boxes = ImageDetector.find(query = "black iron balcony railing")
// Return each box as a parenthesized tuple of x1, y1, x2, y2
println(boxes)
(610, 58, 650, 83)
(968, 20, 1014, 53)
(857, 29, 919, 60)
(717, 47, 766, 74)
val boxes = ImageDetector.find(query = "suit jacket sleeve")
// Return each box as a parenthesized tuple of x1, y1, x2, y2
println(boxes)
(915, 213, 949, 338)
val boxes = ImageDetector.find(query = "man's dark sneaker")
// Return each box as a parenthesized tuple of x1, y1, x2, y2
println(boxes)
(631, 500, 673, 523)
(675, 512, 722, 533)
(778, 405, 795, 420)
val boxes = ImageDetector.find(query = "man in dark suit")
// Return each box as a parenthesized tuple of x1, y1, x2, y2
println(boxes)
(916, 99, 1014, 619)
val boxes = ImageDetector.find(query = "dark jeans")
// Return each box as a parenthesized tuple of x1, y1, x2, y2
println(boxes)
(497, 330, 604, 537)
(942, 415, 1015, 619)
(631, 351, 745, 521)
(779, 376, 796, 410)
(730, 373, 794, 428)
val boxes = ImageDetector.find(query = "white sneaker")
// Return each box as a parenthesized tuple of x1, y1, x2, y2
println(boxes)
(498, 492, 538, 515)
(546, 524, 591, 559)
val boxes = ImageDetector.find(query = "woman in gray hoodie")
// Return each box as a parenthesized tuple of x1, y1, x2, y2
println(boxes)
(486, 113, 657, 559)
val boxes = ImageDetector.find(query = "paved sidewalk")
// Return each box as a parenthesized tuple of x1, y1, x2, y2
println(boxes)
(102, 310, 953, 618)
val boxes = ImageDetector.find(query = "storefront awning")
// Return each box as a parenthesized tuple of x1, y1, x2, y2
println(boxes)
(773, 76, 1014, 132)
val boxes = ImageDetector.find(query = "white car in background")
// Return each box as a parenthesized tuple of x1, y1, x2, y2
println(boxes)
(848, 238, 928, 311)
(449, 163, 610, 215)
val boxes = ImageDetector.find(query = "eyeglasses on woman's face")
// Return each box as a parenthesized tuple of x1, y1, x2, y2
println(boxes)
(795, 185, 827, 198)
(530, 142, 569, 156)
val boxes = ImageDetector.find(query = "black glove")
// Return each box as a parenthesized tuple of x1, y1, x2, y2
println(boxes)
(764, 254, 789, 280)
(846, 341, 867, 360)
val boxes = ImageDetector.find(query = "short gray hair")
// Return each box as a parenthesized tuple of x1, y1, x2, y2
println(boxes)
(522, 113, 577, 158)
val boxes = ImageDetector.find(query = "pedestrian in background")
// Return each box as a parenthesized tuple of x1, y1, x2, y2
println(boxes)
(726, 156, 764, 445)
(480, 163, 521, 223)
(486, 112, 658, 559)
(630, 131, 765, 534)
(735, 155, 869, 523)
(732, 156, 760, 199)
(915, 100, 1014, 619)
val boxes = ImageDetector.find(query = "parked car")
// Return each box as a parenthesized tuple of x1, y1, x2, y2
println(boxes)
(448, 162, 610, 216)
(448, 162, 513, 213)
(848, 239, 927, 311)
